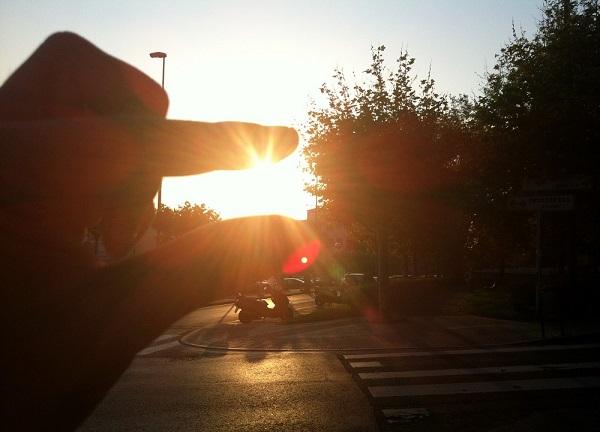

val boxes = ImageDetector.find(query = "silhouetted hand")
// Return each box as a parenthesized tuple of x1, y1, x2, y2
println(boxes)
(0, 33, 317, 430)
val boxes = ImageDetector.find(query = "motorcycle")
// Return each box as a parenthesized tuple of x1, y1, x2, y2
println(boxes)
(234, 289, 294, 324)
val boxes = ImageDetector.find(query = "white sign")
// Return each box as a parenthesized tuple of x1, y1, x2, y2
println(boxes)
(510, 194, 574, 211)
(523, 176, 591, 192)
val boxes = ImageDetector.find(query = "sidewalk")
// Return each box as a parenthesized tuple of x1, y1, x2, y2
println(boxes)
(180, 303, 600, 352)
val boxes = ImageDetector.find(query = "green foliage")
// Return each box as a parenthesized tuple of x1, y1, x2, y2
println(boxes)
(304, 45, 467, 277)
(475, 0, 599, 189)
(305, 0, 599, 284)
(154, 201, 220, 242)
(468, 0, 600, 270)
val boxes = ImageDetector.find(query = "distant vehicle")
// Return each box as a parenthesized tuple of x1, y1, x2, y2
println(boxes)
(283, 277, 314, 294)
(282, 277, 305, 291)
(316, 273, 377, 307)
(247, 281, 272, 298)
(311, 276, 337, 287)
(339, 273, 379, 306)
(342, 273, 376, 286)
(389, 275, 405, 284)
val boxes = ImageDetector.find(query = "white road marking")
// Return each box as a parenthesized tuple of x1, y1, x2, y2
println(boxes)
(382, 407, 430, 423)
(447, 324, 507, 330)
(154, 334, 178, 343)
(349, 361, 383, 368)
(359, 362, 600, 380)
(343, 343, 600, 360)
(368, 376, 600, 398)
(137, 340, 182, 356)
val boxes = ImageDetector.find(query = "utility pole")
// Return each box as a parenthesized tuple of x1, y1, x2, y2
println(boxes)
(149, 51, 167, 246)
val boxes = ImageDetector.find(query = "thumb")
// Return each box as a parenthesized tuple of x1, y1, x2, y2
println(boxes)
(143, 215, 321, 297)
(86, 216, 321, 332)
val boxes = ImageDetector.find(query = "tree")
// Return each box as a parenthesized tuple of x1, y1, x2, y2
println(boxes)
(304, 46, 467, 309)
(469, 0, 600, 273)
(154, 201, 220, 242)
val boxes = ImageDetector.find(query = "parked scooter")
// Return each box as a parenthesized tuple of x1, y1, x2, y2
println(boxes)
(234, 288, 294, 323)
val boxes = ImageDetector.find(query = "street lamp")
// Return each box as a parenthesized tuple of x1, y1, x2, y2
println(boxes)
(150, 51, 167, 245)
(149, 51, 166, 88)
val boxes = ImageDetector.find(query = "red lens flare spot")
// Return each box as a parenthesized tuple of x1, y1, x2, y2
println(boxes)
(282, 240, 321, 274)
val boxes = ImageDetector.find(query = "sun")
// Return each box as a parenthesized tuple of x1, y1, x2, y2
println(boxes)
(161, 149, 313, 220)
(249, 154, 275, 171)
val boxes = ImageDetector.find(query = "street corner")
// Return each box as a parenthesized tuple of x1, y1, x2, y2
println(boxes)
(178, 295, 556, 354)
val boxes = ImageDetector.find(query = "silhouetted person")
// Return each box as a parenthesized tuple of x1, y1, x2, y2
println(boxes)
(0, 32, 316, 430)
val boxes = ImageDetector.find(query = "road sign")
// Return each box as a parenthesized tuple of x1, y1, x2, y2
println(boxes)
(523, 176, 592, 192)
(509, 194, 574, 211)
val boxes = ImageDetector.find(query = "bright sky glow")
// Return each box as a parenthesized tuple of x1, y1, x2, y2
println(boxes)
(0, 0, 542, 220)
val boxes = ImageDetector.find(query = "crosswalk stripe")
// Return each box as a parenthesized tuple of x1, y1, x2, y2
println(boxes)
(348, 361, 382, 368)
(359, 362, 600, 380)
(343, 343, 600, 360)
(368, 376, 600, 398)
(137, 340, 181, 356)
(382, 408, 430, 420)
(154, 334, 178, 343)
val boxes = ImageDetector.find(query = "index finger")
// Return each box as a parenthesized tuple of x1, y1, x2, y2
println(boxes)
(1, 118, 298, 198)
(127, 118, 299, 176)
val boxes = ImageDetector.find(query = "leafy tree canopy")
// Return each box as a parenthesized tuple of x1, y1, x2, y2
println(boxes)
(304, 45, 466, 227)
(474, 0, 599, 199)
(154, 201, 220, 241)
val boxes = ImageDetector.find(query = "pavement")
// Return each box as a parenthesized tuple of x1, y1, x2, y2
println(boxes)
(78, 294, 600, 432)
(179, 293, 600, 353)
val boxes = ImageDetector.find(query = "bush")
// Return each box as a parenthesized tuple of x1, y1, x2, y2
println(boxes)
(383, 277, 453, 317)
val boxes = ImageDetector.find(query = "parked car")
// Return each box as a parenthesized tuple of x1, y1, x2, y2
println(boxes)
(248, 281, 272, 298)
(282, 277, 305, 292)
(340, 273, 378, 305)
(342, 273, 376, 286)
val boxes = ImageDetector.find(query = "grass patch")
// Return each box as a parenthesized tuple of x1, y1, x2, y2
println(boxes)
(444, 286, 533, 321)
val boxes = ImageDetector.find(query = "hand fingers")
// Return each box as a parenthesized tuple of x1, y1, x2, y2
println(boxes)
(2, 119, 297, 263)
(0, 32, 168, 121)
(1, 32, 298, 179)
(140, 215, 320, 298)
(53, 215, 320, 425)
(1, 119, 149, 199)
(1, 119, 298, 195)
(101, 200, 156, 259)
(97, 167, 161, 258)
(132, 119, 299, 176)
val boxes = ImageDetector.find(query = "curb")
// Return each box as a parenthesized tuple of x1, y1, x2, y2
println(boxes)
(177, 320, 552, 354)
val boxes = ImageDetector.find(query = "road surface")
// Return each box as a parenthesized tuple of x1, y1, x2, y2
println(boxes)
(78, 295, 600, 431)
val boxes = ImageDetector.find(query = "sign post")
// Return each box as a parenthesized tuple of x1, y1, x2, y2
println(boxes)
(509, 194, 574, 212)
(534, 210, 544, 338)
(510, 187, 577, 339)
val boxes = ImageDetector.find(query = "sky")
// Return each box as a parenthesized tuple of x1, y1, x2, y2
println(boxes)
(0, 0, 542, 219)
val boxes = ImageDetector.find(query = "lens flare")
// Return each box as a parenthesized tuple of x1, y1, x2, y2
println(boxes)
(282, 240, 321, 274)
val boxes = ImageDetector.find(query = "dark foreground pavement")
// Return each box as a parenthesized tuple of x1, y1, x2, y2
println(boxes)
(78, 295, 600, 431)
(78, 352, 377, 432)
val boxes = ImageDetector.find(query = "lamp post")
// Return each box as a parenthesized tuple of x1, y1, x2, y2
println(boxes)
(150, 51, 167, 246)
(314, 176, 318, 225)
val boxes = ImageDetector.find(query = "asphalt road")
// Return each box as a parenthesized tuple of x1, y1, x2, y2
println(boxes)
(341, 343, 600, 431)
(78, 295, 600, 431)
(78, 295, 378, 432)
